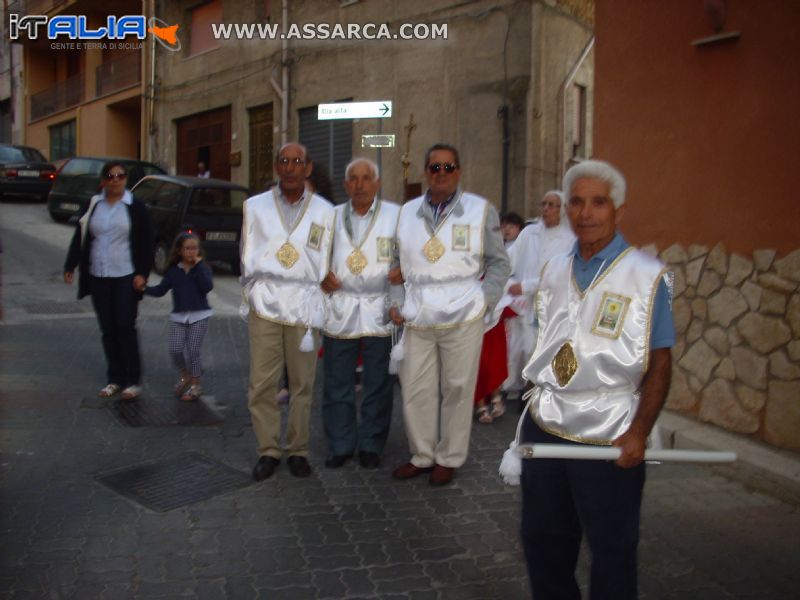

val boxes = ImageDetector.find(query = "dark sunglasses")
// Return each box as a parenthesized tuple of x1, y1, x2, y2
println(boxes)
(105, 172, 127, 181)
(427, 162, 458, 174)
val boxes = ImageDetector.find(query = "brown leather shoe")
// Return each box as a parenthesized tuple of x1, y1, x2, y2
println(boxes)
(429, 465, 455, 486)
(391, 462, 433, 480)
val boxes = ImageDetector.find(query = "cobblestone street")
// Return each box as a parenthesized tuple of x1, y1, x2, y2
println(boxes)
(2, 208, 799, 599)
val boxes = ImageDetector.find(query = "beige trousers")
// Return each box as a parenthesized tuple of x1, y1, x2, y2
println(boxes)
(398, 318, 484, 469)
(248, 314, 319, 458)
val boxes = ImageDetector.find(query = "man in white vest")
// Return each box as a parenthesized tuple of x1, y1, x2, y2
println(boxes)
(503, 190, 575, 404)
(240, 142, 335, 481)
(320, 158, 399, 470)
(390, 143, 510, 486)
(519, 160, 674, 599)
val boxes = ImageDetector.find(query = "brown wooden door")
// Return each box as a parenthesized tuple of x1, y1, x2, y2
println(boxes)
(248, 103, 273, 193)
(175, 106, 231, 180)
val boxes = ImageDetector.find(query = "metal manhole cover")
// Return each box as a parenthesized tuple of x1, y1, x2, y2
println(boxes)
(106, 395, 224, 427)
(95, 452, 253, 512)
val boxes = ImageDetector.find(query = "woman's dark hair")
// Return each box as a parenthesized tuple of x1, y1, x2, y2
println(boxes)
(100, 160, 127, 180)
(168, 232, 204, 267)
(98, 160, 128, 192)
(500, 212, 524, 228)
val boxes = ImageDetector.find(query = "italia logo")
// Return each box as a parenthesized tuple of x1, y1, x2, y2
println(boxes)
(8, 14, 181, 51)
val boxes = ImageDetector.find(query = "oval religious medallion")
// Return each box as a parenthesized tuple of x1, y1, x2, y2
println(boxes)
(552, 342, 578, 387)
(346, 248, 368, 275)
(276, 241, 300, 269)
(422, 236, 446, 263)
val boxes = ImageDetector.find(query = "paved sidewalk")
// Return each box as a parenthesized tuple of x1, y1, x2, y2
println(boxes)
(1, 312, 799, 599)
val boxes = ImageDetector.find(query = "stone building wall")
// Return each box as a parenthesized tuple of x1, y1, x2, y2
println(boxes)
(645, 243, 800, 451)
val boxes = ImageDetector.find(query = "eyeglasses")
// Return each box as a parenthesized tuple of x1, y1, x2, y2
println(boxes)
(427, 163, 458, 174)
(541, 200, 560, 208)
(105, 172, 127, 181)
(278, 157, 306, 167)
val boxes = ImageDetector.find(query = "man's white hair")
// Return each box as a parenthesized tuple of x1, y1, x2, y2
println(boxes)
(345, 157, 379, 180)
(276, 142, 309, 161)
(562, 160, 626, 208)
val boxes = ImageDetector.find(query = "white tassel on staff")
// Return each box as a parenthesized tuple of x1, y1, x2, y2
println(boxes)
(517, 444, 737, 463)
(498, 387, 537, 485)
(388, 326, 405, 375)
(299, 327, 315, 352)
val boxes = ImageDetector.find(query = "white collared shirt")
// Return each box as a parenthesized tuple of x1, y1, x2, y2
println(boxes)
(346, 199, 377, 246)
(89, 190, 134, 277)
(275, 186, 308, 231)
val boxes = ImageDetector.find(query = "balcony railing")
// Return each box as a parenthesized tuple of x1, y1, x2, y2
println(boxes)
(29, 73, 84, 120)
(96, 52, 141, 97)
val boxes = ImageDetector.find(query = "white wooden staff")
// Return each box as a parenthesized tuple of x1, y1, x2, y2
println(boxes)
(517, 444, 737, 463)
(499, 442, 736, 485)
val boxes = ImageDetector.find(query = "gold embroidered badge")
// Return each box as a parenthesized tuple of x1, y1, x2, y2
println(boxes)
(276, 242, 300, 269)
(346, 248, 368, 275)
(552, 342, 578, 387)
(422, 236, 446, 263)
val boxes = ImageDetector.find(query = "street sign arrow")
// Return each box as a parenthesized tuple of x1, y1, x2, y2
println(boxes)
(318, 101, 393, 120)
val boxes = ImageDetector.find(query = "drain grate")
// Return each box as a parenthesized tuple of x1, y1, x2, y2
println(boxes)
(106, 395, 224, 427)
(96, 452, 253, 512)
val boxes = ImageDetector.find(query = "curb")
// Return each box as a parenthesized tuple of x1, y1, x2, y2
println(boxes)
(657, 410, 800, 504)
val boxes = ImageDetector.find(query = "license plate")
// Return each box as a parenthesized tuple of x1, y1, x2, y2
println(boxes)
(60, 202, 80, 211)
(19, 169, 39, 177)
(205, 231, 236, 241)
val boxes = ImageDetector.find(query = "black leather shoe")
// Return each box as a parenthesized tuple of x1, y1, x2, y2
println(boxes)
(324, 454, 353, 469)
(359, 451, 380, 469)
(252, 456, 280, 481)
(287, 455, 312, 477)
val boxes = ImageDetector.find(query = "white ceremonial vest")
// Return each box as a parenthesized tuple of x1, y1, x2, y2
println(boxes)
(397, 191, 488, 329)
(241, 189, 334, 327)
(323, 200, 400, 338)
(522, 247, 668, 444)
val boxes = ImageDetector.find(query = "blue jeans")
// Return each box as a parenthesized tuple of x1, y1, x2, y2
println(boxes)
(322, 335, 394, 456)
(520, 414, 645, 600)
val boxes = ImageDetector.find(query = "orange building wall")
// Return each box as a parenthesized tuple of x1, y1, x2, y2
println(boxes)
(593, 0, 800, 256)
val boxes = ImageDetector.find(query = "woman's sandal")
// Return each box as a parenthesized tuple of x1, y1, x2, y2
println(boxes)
(475, 405, 494, 424)
(490, 394, 506, 419)
(181, 384, 202, 402)
(98, 383, 121, 398)
(174, 376, 191, 397)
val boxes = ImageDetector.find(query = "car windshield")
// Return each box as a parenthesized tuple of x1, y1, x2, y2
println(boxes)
(59, 158, 103, 176)
(187, 188, 247, 215)
(0, 146, 47, 162)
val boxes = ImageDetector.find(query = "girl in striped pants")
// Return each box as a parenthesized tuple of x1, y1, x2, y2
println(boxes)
(144, 233, 213, 401)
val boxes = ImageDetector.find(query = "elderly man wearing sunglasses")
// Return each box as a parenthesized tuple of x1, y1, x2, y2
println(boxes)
(389, 143, 510, 486)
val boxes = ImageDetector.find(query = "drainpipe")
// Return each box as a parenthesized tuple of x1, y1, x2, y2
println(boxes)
(498, 104, 509, 214)
(147, 0, 157, 161)
(268, 0, 289, 147)
(557, 35, 594, 178)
